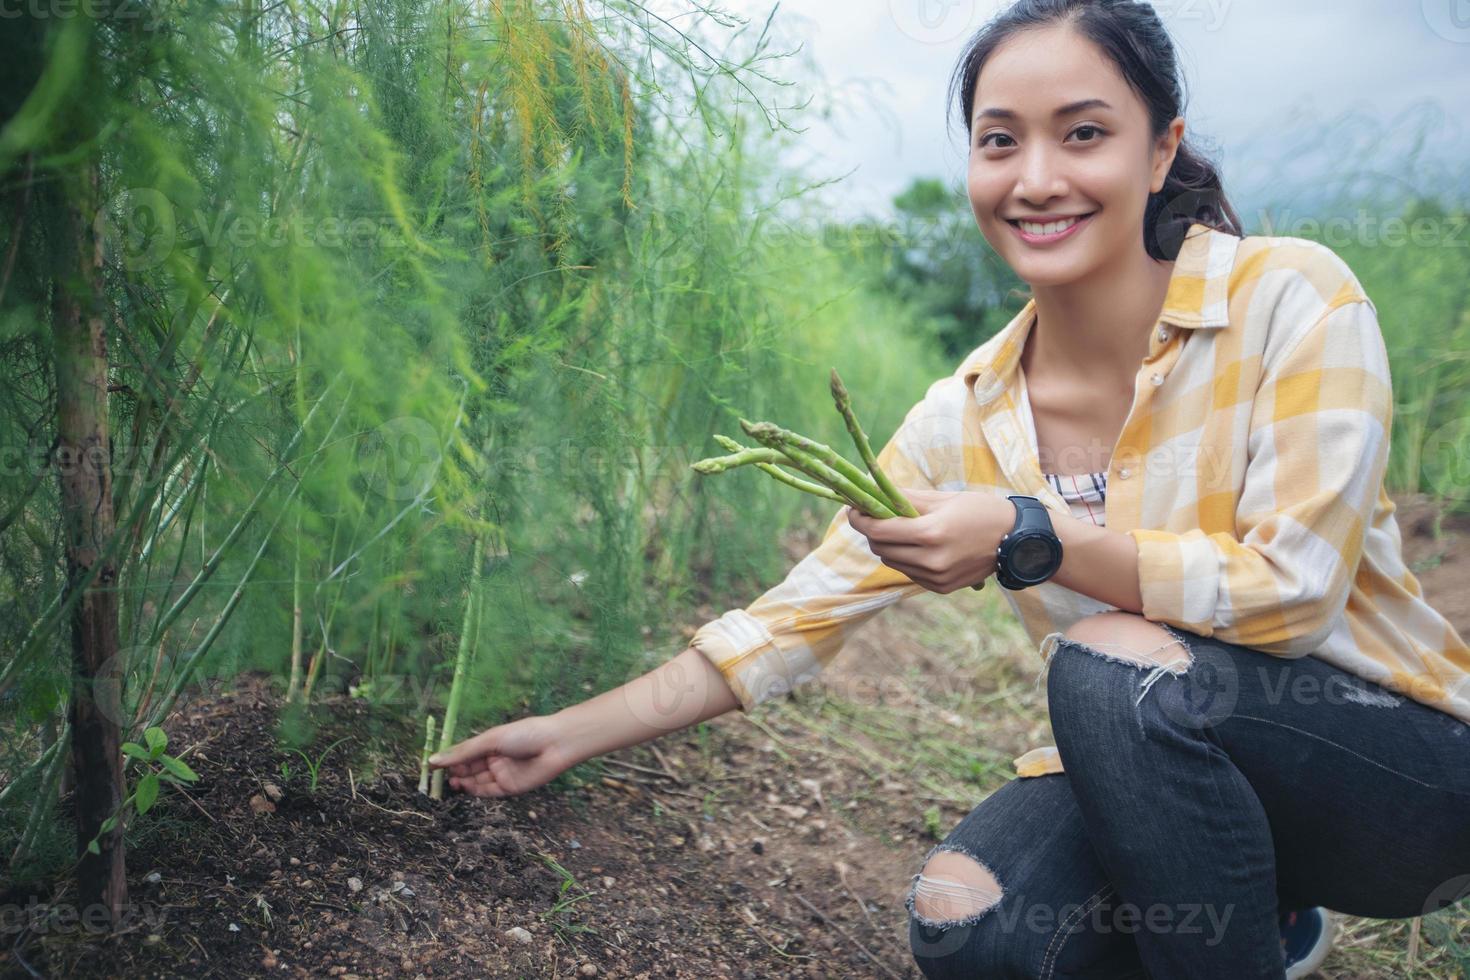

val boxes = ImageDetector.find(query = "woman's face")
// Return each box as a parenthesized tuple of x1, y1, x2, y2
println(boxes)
(965, 23, 1183, 286)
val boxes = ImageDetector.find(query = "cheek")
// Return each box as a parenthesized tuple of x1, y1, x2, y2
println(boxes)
(1073, 147, 1153, 200)
(966, 162, 1007, 220)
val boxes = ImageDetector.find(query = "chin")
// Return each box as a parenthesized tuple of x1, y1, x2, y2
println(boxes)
(1005, 251, 1102, 288)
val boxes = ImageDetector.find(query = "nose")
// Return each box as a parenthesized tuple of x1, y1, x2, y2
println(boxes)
(1012, 144, 1067, 207)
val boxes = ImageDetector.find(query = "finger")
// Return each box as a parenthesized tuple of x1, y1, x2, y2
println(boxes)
(873, 543, 934, 568)
(428, 727, 501, 769)
(877, 555, 931, 585)
(449, 757, 491, 778)
(857, 514, 928, 545)
(464, 768, 506, 797)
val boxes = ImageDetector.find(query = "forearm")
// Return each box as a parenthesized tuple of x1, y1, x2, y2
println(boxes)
(555, 645, 742, 768)
(1048, 511, 1144, 613)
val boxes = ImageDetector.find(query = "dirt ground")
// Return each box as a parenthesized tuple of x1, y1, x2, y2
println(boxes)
(2, 491, 1468, 979)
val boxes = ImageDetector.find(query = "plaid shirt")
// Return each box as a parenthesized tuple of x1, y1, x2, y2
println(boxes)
(690, 222, 1470, 779)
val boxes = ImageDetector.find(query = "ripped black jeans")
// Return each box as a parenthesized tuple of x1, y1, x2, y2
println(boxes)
(906, 624, 1470, 979)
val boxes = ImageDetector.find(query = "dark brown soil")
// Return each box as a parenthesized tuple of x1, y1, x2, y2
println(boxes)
(3, 491, 1468, 980)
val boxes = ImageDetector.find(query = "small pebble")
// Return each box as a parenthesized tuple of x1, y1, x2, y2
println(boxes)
(579, 964, 598, 976)
(505, 926, 533, 945)
(347, 877, 363, 894)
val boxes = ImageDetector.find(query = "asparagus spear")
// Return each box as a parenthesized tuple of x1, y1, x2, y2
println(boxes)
(742, 416, 897, 507)
(418, 714, 437, 795)
(706, 434, 848, 505)
(690, 445, 788, 473)
(738, 419, 897, 511)
(830, 368, 919, 518)
(740, 420, 897, 518)
(691, 441, 857, 507)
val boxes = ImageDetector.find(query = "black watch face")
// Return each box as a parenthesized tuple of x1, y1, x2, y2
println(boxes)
(1011, 535, 1057, 579)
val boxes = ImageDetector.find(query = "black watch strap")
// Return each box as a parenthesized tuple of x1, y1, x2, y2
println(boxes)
(996, 494, 1061, 590)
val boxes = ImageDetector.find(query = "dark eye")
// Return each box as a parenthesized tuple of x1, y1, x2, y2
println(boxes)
(977, 132, 1015, 150)
(1069, 124, 1105, 142)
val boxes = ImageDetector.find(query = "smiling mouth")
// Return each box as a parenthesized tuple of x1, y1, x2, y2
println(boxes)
(1006, 212, 1097, 236)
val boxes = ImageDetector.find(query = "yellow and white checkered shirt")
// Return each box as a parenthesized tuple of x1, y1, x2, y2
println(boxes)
(689, 222, 1470, 779)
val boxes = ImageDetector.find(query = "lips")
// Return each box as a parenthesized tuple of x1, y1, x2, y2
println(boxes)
(1006, 211, 1097, 245)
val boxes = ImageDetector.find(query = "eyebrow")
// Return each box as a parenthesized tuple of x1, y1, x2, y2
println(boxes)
(973, 98, 1113, 125)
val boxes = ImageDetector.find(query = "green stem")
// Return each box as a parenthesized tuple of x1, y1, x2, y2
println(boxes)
(432, 535, 484, 800)
(741, 418, 892, 505)
(830, 368, 919, 517)
(739, 419, 896, 517)
(704, 434, 846, 504)
(690, 445, 786, 473)
(418, 714, 437, 795)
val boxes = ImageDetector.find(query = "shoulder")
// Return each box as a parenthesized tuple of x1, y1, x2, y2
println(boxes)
(1228, 232, 1380, 370)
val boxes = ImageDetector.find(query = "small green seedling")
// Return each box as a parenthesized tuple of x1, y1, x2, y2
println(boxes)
(282, 736, 350, 794)
(85, 726, 200, 855)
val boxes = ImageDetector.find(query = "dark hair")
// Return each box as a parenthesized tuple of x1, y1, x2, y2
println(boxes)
(949, 0, 1242, 261)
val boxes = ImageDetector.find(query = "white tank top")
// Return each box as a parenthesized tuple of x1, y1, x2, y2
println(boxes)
(1017, 367, 1108, 527)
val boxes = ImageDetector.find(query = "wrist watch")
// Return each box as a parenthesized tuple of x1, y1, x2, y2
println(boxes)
(994, 494, 1064, 590)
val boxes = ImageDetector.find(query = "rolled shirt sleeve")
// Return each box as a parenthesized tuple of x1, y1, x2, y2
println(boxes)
(1129, 299, 1394, 657)
(688, 394, 943, 712)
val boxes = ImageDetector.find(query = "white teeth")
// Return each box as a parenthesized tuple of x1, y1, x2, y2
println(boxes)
(1018, 215, 1085, 236)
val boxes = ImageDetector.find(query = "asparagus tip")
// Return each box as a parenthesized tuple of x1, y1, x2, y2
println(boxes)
(830, 367, 849, 399)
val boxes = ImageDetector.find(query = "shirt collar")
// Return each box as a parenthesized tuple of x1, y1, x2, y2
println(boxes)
(961, 221, 1241, 407)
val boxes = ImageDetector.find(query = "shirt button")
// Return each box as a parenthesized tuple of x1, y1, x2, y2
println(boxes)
(1118, 467, 1132, 479)
(1157, 327, 1170, 342)
(1150, 372, 1164, 386)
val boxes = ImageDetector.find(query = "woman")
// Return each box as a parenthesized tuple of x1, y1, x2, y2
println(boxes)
(428, 1, 1470, 977)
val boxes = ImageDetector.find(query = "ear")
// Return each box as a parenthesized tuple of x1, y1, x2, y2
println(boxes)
(1150, 116, 1186, 194)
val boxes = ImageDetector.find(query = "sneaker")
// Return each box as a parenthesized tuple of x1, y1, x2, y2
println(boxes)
(1279, 906, 1337, 979)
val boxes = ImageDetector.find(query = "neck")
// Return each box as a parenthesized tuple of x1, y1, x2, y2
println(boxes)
(1021, 242, 1176, 393)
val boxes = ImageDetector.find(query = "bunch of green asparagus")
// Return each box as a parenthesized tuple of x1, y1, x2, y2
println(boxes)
(691, 368, 920, 520)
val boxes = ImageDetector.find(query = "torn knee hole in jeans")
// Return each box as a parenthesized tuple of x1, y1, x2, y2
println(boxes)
(1034, 624, 1196, 706)
(905, 841, 1005, 930)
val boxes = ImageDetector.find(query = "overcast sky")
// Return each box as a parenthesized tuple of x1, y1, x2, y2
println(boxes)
(695, 0, 1470, 223)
